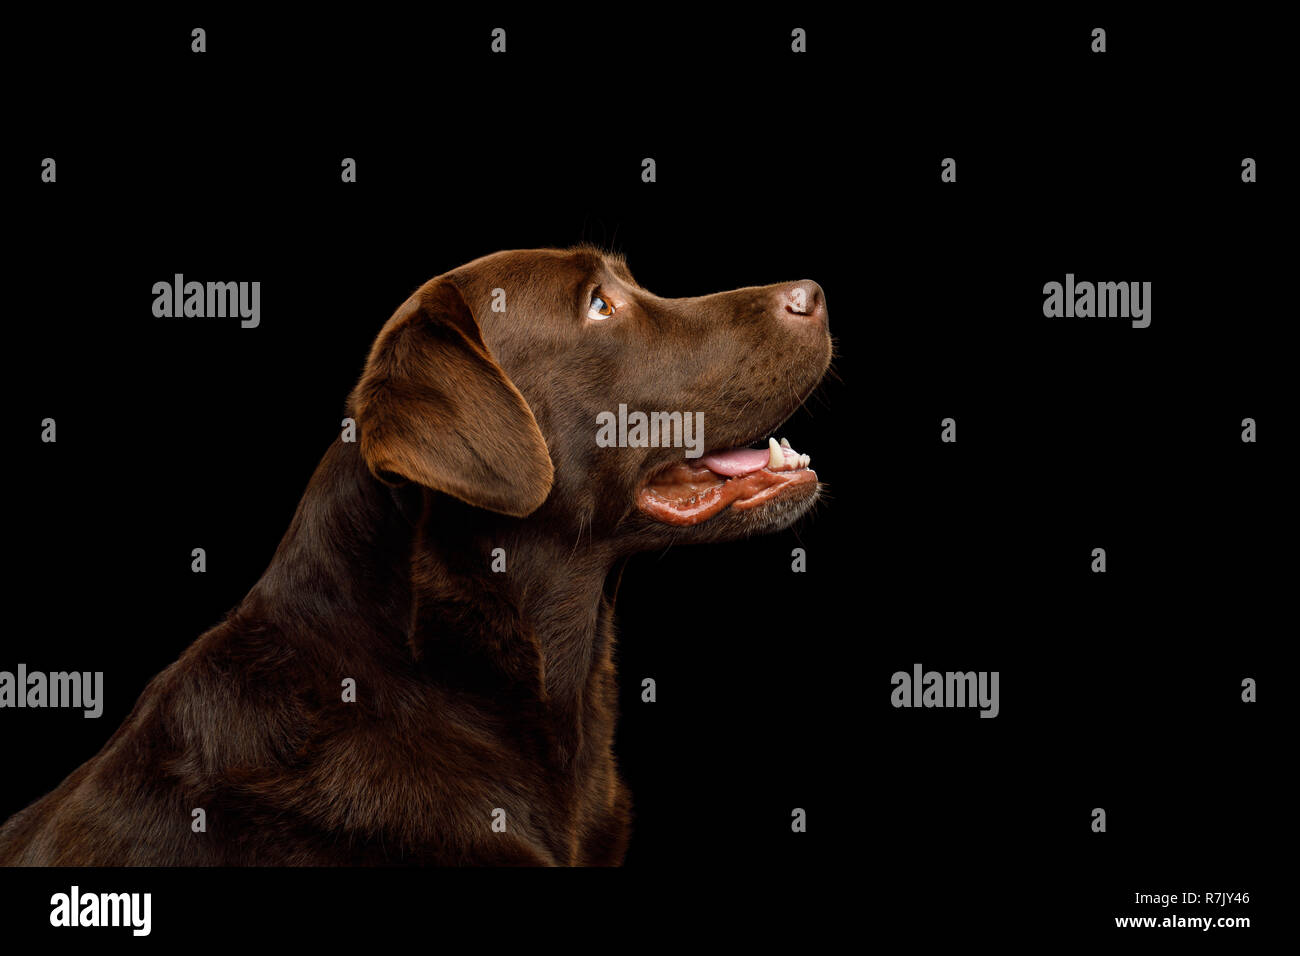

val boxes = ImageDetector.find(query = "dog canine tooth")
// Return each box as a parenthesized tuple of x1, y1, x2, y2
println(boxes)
(767, 437, 785, 469)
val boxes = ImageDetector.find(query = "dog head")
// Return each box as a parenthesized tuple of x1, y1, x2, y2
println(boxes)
(351, 246, 831, 550)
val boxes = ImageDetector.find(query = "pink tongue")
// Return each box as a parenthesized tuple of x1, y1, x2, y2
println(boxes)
(699, 447, 771, 477)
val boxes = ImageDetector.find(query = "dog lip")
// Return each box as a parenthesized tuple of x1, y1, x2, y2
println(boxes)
(635, 424, 817, 525)
(635, 463, 818, 526)
(631, 375, 824, 509)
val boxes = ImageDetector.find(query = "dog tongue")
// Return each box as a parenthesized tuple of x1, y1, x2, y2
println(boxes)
(699, 447, 770, 477)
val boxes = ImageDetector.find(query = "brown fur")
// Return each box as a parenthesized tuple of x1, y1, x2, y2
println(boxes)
(0, 246, 830, 865)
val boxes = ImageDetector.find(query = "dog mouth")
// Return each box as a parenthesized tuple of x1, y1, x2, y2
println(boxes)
(636, 437, 818, 526)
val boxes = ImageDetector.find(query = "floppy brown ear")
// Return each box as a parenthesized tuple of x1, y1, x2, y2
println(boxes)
(350, 277, 554, 517)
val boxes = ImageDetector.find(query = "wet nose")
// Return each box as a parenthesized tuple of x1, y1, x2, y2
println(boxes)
(781, 281, 826, 325)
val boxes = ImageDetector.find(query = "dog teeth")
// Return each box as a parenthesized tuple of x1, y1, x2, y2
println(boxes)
(766, 438, 811, 471)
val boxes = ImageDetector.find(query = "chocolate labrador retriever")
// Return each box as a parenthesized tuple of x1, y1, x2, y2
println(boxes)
(0, 245, 831, 865)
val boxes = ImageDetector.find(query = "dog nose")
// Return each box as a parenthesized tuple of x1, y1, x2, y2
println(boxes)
(782, 281, 826, 324)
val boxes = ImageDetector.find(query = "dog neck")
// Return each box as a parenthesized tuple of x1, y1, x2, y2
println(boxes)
(245, 439, 416, 639)
(247, 439, 622, 771)
(408, 492, 624, 770)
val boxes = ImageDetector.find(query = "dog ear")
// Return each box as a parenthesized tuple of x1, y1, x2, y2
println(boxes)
(350, 278, 554, 517)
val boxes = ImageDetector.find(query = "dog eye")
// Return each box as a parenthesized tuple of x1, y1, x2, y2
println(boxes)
(587, 293, 615, 321)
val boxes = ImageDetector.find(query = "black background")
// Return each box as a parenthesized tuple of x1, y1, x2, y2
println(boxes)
(3, 8, 1283, 944)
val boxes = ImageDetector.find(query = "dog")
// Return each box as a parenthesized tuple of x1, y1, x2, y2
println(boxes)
(0, 245, 831, 865)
